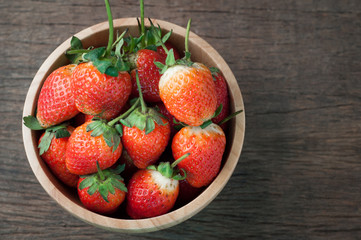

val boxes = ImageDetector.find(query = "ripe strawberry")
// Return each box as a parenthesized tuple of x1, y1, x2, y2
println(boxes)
(172, 123, 226, 188)
(156, 20, 218, 127)
(38, 125, 78, 187)
(120, 72, 171, 169)
(122, 116, 170, 169)
(71, 62, 132, 120)
(159, 62, 217, 126)
(126, 154, 189, 219)
(65, 121, 122, 175)
(78, 163, 127, 214)
(157, 42, 180, 60)
(129, 49, 165, 102)
(210, 67, 230, 130)
(36, 64, 79, 128)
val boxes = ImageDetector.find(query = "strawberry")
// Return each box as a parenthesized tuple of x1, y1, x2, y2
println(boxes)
(156, 20, 218, 127)
(66, 1, 132, 120)
(122, 116, 170, 169)
(78, 163, 127, 214)
(126, 154, 189, 219)
(36, 64, 79, 128)
(129, 49, 165, 102)
(121, 72, 171, 169)
(71, 62, 132, 120)
(172, 123, 226, 188)
(38, 125, 79, 187)
(65, 121, 122, 175)
(210, 67, 230, 131)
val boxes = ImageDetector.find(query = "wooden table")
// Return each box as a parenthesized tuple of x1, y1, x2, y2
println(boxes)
(1, 0, 360, 239)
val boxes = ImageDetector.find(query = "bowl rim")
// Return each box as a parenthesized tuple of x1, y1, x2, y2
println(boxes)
(22, 18, 245, 233)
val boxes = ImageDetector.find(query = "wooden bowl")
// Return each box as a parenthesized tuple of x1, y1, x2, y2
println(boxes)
(22, 18, 245, 233)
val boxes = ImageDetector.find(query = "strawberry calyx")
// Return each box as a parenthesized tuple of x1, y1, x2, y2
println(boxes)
(66, 0, 130, 76)
(23, 116, 71, 155)
(154, 19, 193, 74)
(79, 162, 127, 203)
(85, 98, 141, 152)
(119, 71, 167, 134)
(147, 153, 190, 180)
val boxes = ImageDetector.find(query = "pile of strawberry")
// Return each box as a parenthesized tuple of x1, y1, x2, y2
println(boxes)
(23, 0, 241, 219)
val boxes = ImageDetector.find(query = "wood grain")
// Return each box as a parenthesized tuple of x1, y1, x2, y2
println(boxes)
(1, 0, 361, 239)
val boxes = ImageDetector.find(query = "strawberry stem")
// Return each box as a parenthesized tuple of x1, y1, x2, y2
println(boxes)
(148, 18, 169, 55)
(107, 98, 141, 127)
(171, 153, 190, 168)
(218, 109, 243, 126)
(140, 0, 145, 47)
(104, 0, 114, 57)
(135, 70, 147, 113)
(96, 161, 105, 181)
(185, 18, 191, 61)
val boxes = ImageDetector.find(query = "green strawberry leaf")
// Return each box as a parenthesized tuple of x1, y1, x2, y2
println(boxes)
(54, 128, 71, 139)
(154, 61, 166, 70)
(111, 178, 127, 192)
(161, 30, 172, 45)
(172, 169, 187, 181)
(145, 117, 155, 135)
(157, 162, 173, 178)
(93, 58, 113, 74)
(86, 119, 122, 151)
(66, 36, 85, 64)
(23, 115, 44, 130)
(115, 124, 123, 136)
(79, 176, 96, 190)
(87, 183, 98, 196)
(111, 164, 125, 175)
(165, 48, 176, 66)
(209, 66, 220, 75)
(38, 131, 55, 155)
(105, 66, 119, 77)
(83, 47, 106, 62)
(144, 45, 157, 51)
(107, 182, 115, 195)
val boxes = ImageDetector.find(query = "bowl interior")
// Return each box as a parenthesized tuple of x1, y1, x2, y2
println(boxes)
(22, 18, 245, 233)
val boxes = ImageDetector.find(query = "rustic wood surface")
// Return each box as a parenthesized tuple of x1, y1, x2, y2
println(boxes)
(1, 0, 360, 239)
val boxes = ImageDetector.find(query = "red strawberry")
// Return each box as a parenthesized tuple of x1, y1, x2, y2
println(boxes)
(159, 62, 217, 126)
(39, 126, 78, 187)
(77, 163, 127, 214)
(129, 49, 165, 102)
(172, 123, 226, 188)
(36, 64, 79, 128)
(157, 42, 180, 60)
(210, 67, 230, 131)
(126, 155, 188, 219)
(120, 72, 171, 169)
(71, 62, 132, 120)
(122, 116, 170, 169)
(65, 121, 122, 175)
